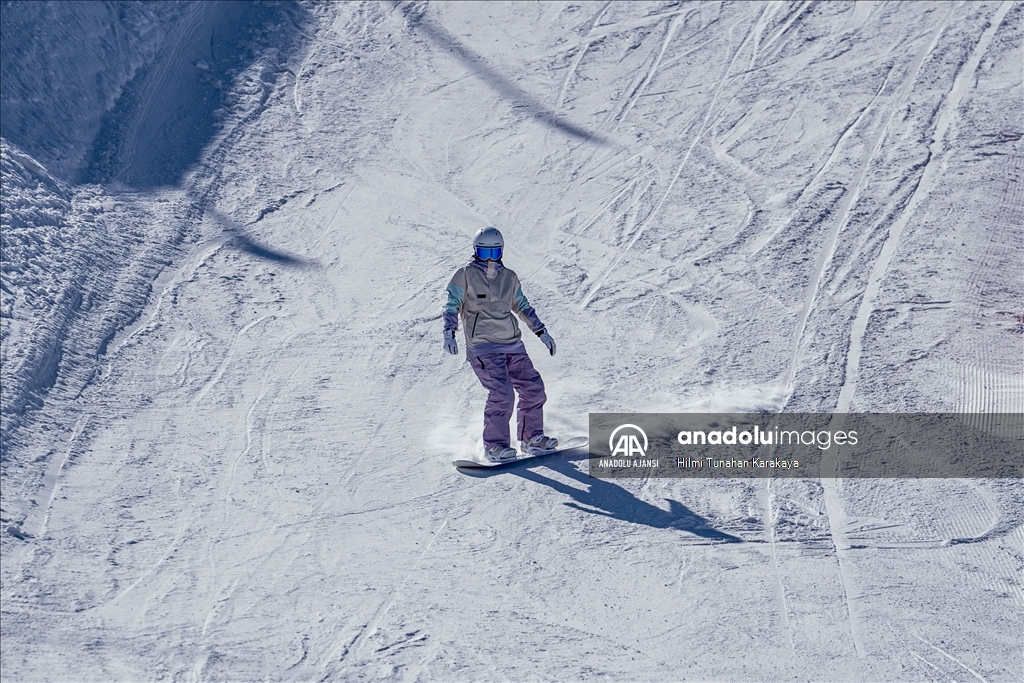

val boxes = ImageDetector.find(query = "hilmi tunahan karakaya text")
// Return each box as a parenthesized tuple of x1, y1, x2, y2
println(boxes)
(594, 457, 803, 469)
(672, 456, 801, 469)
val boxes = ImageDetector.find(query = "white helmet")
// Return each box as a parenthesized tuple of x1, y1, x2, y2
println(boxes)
(472, 226, 504, 260)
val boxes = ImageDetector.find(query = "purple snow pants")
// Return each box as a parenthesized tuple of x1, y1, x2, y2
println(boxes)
(470, 353, 546, 449)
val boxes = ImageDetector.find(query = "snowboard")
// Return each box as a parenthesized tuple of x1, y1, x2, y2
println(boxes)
(453, 436, 589, 469)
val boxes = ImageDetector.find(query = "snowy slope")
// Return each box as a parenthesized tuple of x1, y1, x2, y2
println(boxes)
(0, 1, 187, 181)
(1, 1, 1022, 681)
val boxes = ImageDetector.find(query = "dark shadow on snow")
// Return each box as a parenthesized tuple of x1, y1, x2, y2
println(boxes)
(229, 233, 311, 266)
(391, 2, 610, 147)
(81, 1, 313, 188)
(462, 445, 741, 541)
(209, 210, 314, 267)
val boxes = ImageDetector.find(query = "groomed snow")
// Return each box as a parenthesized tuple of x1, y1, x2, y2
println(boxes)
(1, 2, 1022, 680)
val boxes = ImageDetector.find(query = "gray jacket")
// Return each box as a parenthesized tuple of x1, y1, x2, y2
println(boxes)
(444, 259, 545, 355)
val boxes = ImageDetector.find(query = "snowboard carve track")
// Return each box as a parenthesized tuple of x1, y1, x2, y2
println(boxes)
(761, 479, 797, 657)
(551, 1, 613, 117)
(908, 651, 951, 680)
(747, 68, 889, 261)
(835, 0, 1014, 412)
(758, 0, 813, 58)
(23, 415, 90, 541)
(784, 3, 956, 400)
(914, 634, 988, 683)
(226, 372, 271, 515)
(527, 169, 656, 282)
(192, 314, 275, 406)
(107, 511, 191, 607)
(786, 7, 969, 657)
(605, 13, 687, 135)
(338, 519, 448, 675)
(581, 4, 764, 308)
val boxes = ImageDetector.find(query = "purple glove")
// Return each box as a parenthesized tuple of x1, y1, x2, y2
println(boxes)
(444, 329, 458, 355)
(538, 330, 555, 356)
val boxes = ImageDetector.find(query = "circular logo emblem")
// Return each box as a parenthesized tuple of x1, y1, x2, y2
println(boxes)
(609, 424, 648, 457)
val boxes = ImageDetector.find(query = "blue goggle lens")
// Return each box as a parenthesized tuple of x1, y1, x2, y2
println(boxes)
(475, 246, 502, 260)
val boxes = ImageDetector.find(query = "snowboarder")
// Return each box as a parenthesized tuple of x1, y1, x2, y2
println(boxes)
(444, 227, 558, 462)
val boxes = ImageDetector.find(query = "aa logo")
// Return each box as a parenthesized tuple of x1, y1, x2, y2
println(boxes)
(609, 424, 648, 458)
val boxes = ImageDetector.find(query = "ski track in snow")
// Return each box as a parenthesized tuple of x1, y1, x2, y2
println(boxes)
(784, 3, 956, 402)
(834, 0, 1015, 414)
(580, 4, 764, 309)
(2, 1, 1022, 680)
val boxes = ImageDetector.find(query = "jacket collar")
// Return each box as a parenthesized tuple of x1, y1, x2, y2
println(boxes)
(471, 257, 503, 271)
(471, 257, 503, 280)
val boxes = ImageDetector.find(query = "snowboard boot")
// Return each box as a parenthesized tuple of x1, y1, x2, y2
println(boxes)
(520, 434, 558, 456)
(484, 445, 519, 463)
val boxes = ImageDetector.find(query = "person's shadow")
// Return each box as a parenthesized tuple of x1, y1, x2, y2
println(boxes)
(465, 446, 741, 542)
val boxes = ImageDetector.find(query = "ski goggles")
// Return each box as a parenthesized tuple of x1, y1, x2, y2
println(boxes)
(475, 246, 503, 261)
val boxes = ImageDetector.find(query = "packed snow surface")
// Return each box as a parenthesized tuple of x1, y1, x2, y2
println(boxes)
(1, 1, 1022, 680)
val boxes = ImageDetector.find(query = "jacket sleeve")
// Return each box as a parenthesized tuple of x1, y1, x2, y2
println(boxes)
(511, 279, 545, 334)
(443, 272, 464, 332)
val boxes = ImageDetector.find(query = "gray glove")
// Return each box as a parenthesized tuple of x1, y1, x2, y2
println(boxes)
(444, 329, 458, 355)
(538, 329, 556, 356)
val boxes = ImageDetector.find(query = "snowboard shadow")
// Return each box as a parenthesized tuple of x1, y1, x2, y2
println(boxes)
(497, 448, 741, 542)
